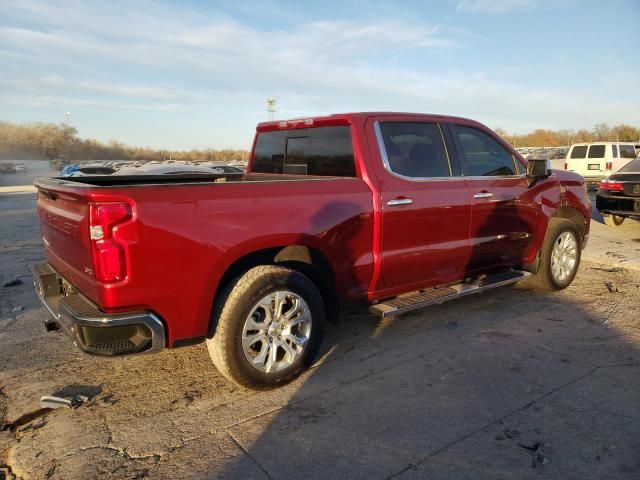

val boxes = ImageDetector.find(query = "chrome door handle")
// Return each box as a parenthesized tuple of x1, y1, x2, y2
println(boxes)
(473, 192, 494, 199)
(387, 198, 413, 206)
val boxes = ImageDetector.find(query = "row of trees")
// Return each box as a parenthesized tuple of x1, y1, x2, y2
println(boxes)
(2, 120, 639, 160)
(0, 121, 249, 162)
(494, 123, 640, 148)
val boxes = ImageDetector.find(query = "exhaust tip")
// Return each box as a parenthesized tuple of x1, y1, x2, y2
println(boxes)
(45, 320, 60, 332)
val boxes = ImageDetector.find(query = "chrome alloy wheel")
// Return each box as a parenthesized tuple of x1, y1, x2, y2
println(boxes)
(551, 231, 578, 282)
(242, 291, 312, 373)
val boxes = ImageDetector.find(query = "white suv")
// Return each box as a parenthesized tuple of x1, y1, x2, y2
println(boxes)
(564, 142, 636, 182)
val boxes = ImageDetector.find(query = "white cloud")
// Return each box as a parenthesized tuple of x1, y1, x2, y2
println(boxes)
(456, 0, 538, 14)
(0, 0, 637, 148)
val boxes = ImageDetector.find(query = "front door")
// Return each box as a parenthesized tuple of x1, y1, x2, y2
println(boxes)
(448, 123, 540, 272)
(367, 118, 472, 294)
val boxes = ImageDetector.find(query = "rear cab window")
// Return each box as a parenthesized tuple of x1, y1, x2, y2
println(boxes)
(451, 125, 518, 176)
(252, 126, 356, 177)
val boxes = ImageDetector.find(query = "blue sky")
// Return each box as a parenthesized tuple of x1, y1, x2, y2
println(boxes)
(1, 0, 639, 149)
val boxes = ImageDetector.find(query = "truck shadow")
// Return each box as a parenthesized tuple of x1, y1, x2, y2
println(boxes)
(217, 274, 640, 479)
(213, 198, 639, 479)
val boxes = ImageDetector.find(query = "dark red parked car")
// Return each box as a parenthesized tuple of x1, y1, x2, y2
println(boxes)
(32, 113, 591, 389)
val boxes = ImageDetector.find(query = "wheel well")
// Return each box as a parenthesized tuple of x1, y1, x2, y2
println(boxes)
(552, 206, 586, 237)
(209, 246, 339, 336)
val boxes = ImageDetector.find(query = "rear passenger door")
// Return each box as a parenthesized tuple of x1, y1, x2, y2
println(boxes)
(448, 124, 540, 272)
(368, 119, 472, 292)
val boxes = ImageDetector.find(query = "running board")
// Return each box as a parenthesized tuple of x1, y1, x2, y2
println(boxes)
(370, 270, 531, 318)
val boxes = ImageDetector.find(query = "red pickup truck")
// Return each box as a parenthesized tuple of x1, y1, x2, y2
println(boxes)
(32, 112, 591, 389)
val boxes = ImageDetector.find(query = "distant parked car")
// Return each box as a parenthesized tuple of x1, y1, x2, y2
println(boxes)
(60, 163, 117, 177)
(115, 164, 243, 176)
(564, 142, 636, 183)
(596, 157, 640, 226)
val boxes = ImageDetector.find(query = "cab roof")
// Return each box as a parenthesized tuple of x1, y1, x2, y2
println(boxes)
(256, 112, 483, 132)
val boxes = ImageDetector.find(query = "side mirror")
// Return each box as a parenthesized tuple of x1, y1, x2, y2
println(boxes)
(526, 159, 551, 185)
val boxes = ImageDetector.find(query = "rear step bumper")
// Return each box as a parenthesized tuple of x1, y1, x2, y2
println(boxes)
(31, 262, 165, 356)
(370, 270, 531, 318)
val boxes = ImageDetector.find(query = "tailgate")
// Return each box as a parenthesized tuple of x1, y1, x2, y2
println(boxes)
(36, 181, 97, 299)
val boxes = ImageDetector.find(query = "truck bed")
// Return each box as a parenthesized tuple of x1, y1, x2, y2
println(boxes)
(33, 172, 375, 344)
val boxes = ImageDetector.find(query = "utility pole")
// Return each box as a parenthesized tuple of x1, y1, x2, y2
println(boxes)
(267, 97, 277, 121)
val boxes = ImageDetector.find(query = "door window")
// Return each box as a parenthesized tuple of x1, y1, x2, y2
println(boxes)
(377, 122, 451, 178)
(452, 125, 517, 176)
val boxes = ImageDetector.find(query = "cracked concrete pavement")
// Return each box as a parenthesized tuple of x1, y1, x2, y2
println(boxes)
(1, 188, 639, 479)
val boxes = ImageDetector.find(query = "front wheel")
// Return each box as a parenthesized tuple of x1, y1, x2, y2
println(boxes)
(524, 218, 582, 291)
(207, 265, 325, 390)
(602, 214, 625, 227)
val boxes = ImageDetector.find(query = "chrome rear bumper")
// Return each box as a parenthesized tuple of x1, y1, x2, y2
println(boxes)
(31, 262, 165, 356)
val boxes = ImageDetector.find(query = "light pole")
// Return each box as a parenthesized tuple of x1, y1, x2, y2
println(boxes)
(65, 111, 71, 126)
(267, 97, 277, 121)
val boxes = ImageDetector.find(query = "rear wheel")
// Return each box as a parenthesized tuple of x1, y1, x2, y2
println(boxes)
(602, 214, 625, 227)
(207, 265, 325, 390)
(523, 218, 581, 291)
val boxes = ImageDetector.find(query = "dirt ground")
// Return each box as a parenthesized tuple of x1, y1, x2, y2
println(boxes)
(1, 189, 639, 480)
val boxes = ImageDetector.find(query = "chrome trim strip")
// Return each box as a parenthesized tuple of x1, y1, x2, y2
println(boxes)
(437, 123, 454, 177)
(387, 198, 413, 206)
(370, 270, 531, 318)
(473, 192, 494, 199)
(464, 174, 528, 180)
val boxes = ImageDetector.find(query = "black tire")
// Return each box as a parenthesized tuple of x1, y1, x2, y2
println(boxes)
(207, 265, 325, 390)
(602, 214, 625, 227)
(523, 218, 582, 291)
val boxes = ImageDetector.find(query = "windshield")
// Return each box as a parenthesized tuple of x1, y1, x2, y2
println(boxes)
(619, 158, 640, 172)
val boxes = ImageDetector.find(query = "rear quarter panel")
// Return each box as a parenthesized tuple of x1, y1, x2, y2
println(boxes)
(85, 178, 374, 344)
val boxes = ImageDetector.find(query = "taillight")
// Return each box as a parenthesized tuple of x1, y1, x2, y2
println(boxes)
(605, 162, 612, 171)
(564, 162, 568, 170)
(598, 179, 624, 191)
(89, 202, 132, 282)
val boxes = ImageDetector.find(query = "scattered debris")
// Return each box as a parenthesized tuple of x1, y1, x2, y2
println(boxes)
(545, 317, 563, 322)
(3, 279, 22, 288)
(10, 306, 22, 313)
(446, 320, 459, 330)
(604, 281, 619, 293)
(1, 408, 51, 433)
(504, 428, 521, 439)
(590, 266, 625, 273)
(518, 441, 541, 451)
(40, 394, 88, 410)
(518, 441, 549, 468)
(96, 393, 118, 407)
